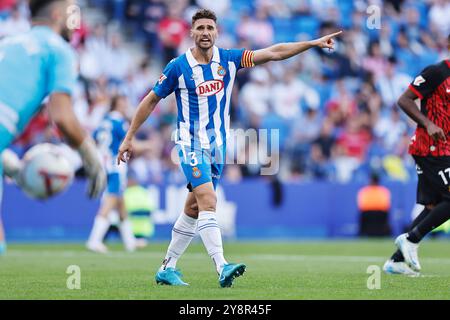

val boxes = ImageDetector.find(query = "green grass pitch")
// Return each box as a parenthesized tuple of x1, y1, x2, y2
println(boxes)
(1, 240, 450, 299)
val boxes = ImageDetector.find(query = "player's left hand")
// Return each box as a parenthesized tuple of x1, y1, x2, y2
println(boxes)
(117, 137, 133, 165)
(425, 121, 447, 143)
(313, 31, 343, 50)
(1, 149, 23, 181)
(78, 138, 107, 199)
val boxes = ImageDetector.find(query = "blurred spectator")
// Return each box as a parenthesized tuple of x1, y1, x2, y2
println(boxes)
(271, 68, 320, 120)
(0, 4, 29, 38)
(362, 42, 388, 79)
(376, 56, 412, 108)
(103, 32, 131, 84)
(128, 58, 157, 106)
(124, 171, 155, 248)
(237, 9, 274, 48)
(9, 0, 449, 184)
(335, 117, 372, 161)
(240, 67, 272, 126)
(126, 0, 166, 53)
(374, 107, 408, 153)
(157, 4, 189, 63)
(196, 0, 230, 16)
(291, 106, 322, 147)
(428, 0, 450, 35)
(313, 119, 336, 159)
(357, 172, 392, 237)
(0, 0, 16, 17)
(305, 143, 336, 180)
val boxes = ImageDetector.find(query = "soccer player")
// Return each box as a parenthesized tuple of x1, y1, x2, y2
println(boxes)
(383, 34, 450, 276)
(87, 95, 136, 253)
(0, 0, 106, 251)
(0, 217, 5, 255)
(118, 9, 341, 287)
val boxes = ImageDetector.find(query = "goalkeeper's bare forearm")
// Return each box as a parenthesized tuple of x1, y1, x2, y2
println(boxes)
(118, 91, 161, 164)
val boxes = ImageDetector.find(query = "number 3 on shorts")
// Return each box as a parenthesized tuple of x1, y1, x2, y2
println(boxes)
(188, 152, 198, 166)
(179, 145, 199, 166)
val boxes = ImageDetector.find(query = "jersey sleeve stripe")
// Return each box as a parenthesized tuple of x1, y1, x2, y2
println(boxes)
(242, 51, 249, 67)
(408, 84, 424, 100)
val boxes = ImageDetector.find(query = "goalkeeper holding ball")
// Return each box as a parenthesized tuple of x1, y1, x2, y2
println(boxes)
(0, 0, 107, 254)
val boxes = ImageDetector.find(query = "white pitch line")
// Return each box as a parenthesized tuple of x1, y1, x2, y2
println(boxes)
(5, 251, 450, 265)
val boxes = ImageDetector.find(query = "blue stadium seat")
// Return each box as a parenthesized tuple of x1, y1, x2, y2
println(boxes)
(231, 0, 254, 14)
(292, 16, 319, 38)
(271, 18, 295, 42)
(337, 0, 354, 28)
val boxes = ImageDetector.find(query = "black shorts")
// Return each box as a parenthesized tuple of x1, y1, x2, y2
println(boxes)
(413, 156, 450, 205)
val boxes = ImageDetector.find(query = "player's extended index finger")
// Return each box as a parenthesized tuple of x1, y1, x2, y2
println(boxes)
(329, 30, 343, 38)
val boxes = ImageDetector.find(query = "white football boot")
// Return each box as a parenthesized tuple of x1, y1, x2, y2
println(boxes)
(86, 241, 108, 254)
(395, 233, 421, 272)
(383, 259, 420, 277)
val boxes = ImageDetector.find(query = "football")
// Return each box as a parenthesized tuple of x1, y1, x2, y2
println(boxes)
(20, 143, 75, 200)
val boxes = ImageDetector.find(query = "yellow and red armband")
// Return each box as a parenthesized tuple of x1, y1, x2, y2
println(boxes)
(241, 50, 255, 68)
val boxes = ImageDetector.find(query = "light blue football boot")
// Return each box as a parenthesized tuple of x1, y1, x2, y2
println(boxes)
(155, 267, 189, 286)
(0, 242, 6, 256)
(219, 263, 246, 288)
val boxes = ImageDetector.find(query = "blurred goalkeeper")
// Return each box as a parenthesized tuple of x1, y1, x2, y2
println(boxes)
(383, 34, 450, 276)
(0, 0, 107, 254)
(118, 8, 341, 287)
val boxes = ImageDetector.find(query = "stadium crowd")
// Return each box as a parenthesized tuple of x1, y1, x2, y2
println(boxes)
(1, 0, 449, 185)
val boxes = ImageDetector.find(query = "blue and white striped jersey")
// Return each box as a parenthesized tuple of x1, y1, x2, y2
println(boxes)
(152, 46, 254, 149)
(93, 111, 128, 173)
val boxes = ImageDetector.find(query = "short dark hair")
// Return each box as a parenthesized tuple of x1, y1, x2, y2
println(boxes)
(110, 95, 126, 112)
(29, 0, 62, 18)
(191, 9, 217, 26)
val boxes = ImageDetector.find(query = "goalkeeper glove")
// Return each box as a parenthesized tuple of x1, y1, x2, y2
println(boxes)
(77, 137, 107, 198)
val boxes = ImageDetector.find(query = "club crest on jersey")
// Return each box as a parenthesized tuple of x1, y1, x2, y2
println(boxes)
(217, 65, 227, 77)
(196, 80, 224, 97)
(192, 167, 202, 178)
(158, 74, 167, 85)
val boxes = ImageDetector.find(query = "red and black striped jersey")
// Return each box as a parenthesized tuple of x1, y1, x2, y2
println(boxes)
(408, 59, 450, 157)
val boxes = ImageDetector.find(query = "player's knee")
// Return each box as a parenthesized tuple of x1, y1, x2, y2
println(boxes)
(185, 202, 199, 217)
(196, 192, 217, 212)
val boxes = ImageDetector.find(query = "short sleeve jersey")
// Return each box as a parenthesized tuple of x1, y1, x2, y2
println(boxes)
(408, 60, 450, 157)
(152, 46, 254, 149)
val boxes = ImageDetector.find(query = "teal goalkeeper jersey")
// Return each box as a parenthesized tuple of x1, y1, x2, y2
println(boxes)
(0, 25, 77, 152)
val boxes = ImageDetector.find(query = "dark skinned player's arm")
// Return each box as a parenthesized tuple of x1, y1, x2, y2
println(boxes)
(397, 88, 446, 142)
